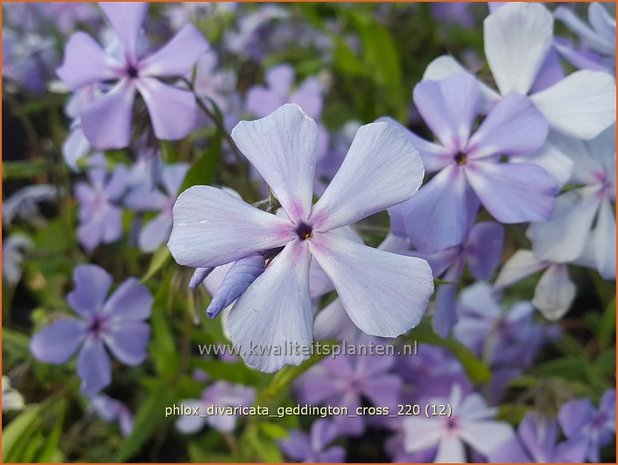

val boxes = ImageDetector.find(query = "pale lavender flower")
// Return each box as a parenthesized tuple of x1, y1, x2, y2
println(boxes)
(425, 2, 616, 139)
(91, 393, 134, 437)
(395, 344, 472, 403)
(409, 220, 505, 336)
(489, 412, 588, 462)
(402, 384, 514, 461)
(558, 390, 616, 462)
(431, 3, 475, 28)
(390, 72, 556, 252)
(2, 233, 33, 285)
(554, 3, 616, 75)
(495, 250, 576, 321)
(530, 125, 616, 279)
(2, 184, 57, 226)
(75, 162, 130, 251)
(453, 283, 546, 369)
(175, 381, 255, 434)
(30, 264, 152, 395)
(246, 64, 325, 120)
(125, 163, 189, 252)
(294, 352, 401, 436)
(168, 103, 433, 372)
(193, 50, 237, 114)
(2, 376, 25, 412)
(57, 2, 208, 149)
(280, 419, 345, 463)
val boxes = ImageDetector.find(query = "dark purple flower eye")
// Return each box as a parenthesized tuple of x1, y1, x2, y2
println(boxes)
(295, 222, 313, 240)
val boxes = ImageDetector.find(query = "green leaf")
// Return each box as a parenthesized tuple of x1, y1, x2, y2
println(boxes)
(114, 383, 176, 461)
(2, 405, 41, 462)
(149, 271, 179, 377)
(412, 318, 491, 384)
(142, 246, 171, 283)
(597, 298, 616, 349)
(2, 159, 48, 180)
(258, 422, 289, 440)
(181, 132, 222, 192)
(35, 400, 65, 462)
(333, 38, 366, 76)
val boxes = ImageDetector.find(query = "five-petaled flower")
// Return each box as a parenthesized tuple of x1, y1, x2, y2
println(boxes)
(168, 103, 434, 372)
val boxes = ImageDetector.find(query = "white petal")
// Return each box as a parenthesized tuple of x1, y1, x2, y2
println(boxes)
(530, 70, 616, 139)
(494, 250, 547, 289)
(308, 232, 433, 337)
(310, 122, 424, 232)
(484, 2, 553, 95)
(529, 190, 600, 263)
(226, 241, 313, 372)
(168, 186, 295, 268)
(231, 103, 317, 221)
(593, 198, 616, 279)
(460, 421, 515, 457)
(532, 264, 576, 320)
(435, 436, 466, 463)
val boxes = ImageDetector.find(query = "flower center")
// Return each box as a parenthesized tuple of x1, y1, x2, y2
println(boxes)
(295, 222, 313, 241)
(454, 151, 468, 165)
(87, 315, 108, 338)
(126, 64, 139, 79)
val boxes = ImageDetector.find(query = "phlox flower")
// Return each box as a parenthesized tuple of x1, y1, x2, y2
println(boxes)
(75, 160, 130, 251)
(489, 412, 588, 462)
(409, 220, 505, 336)
(2, 376, 25, 412)
(57, 2, 208, 149)
(2, 184, 57, 226)
(453, 283, 546, 369)
(279, 419, 346, 463)
(402, 384, 514, 462)
(530, 125, 616, 279)
(558, 389, 616, 462)
(294, 352, 401, 436)
(168, 103, 433, 372)
(125, 163, 189, 252)
(175, 381, 255, 434)
(90, 393, 134, 437)
(554, 3, 616, 75)
(391, 72, 556, 252)
(30, 264, 152, 395)
(426, 2, 616, 140)
(495, 249, 576, 321)
(2, 233, 33, 285)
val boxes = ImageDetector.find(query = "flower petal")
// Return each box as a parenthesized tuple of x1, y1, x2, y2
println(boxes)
(376, 117, 452, 173)
(494, 250, 547, 289)
(510, 141, 574, 189)
(460, 420, 515, 457)
(57, 32, 120, 89)
(311, 122, 424, 231)
(104, 321, 150, 365)
(413, 73, 482, 149)
(168, 186, 294, 268)
(99, 2, 148, 61)
(30, 319, 85, 364)
(530, 70, 616, 139)
(77, 339, 112, 395)
(465, 161, 557, 223)
(81, 80, 136, 149)
(226, 241, 313, 372)
(435, 436, 466, 463)
(140, 24, 209, 77)
(231, 103, 317, 221)
(138, 213, 173, 252)
(467, 94, 548, 159)
(533, 264, 576, 320)
(401, 165, 472, 252)
(465, 221, 505, 280)
(529, 190, 600, 263)
(309, 232, 433, 337)
(136, 78, 197, 141)
(484, 2, 553, 95)
(103, 277, 153, 321)
(67, 264, 113, 317)
(313, 298, 363, 343)
(207, 254, 265, 318)
(593, 197, 616, 279)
